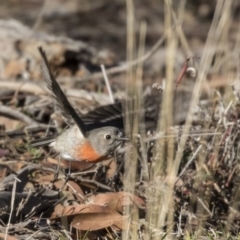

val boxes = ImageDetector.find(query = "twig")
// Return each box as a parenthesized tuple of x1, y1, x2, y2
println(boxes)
(101, 64, 114, 103)
(0, 80, 46, 94)
(58, 23, 177, 83)
(75, 176, 113, 191)
(0, 105, 38, 125)
(70, 169, 97, 177)
(32, 0, 47, 30)
(146, 131, 222, 142)
(196, 195, 212, 216)
(0, 125, 56, 139)
(175, 145, 202, 185)
(0, 81, 114, 105)
(26, 229, 41, 240)
(5, 177, 18, 240)
(66, 182, 84, 200)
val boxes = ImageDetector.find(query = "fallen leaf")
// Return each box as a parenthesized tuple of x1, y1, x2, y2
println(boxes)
(4, 59, 26, 78)
(5, 161, 26, 172)
(0, 167, 8, 182)
(46, 157, 94, 171)
(0, 233, 19, 240)
(38, 173, 55, 185)
(104, 159, 117, 179)
(67, 181, 85, 202)
(53, 179, 65, 190)
(0, 116, 23, 131)
(51, 203, 114, 218)
(89, 192, 145, 213)
(71, 211, 129, 231)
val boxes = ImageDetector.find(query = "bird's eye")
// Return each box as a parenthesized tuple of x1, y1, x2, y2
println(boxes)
(105, 134, 111, 140)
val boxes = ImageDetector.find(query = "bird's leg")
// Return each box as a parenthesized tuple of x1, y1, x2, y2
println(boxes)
(67, 159, 72, 179)
(53, 155, 60, 182)
(92, 162, 103, 180)
(58, 160, 72, 192)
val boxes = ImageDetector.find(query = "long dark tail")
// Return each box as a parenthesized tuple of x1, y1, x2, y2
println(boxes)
(38, 47, 88, 137)
(30, 137, 55, 148)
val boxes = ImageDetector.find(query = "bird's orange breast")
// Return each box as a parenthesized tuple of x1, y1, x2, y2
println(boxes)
(75, 141, 105, 162)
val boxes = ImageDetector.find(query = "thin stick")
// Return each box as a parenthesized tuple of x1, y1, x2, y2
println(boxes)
(5, 177, 18, 240)
(26, 229, 41, 240)
(175, 145, 202, 185)
(146, 130, 223, 142)
(101, 64, 114, 103)
(32, 0, 47, 30)
(0, 81, 46, 94)
(0, 105, 38, 125)
(75, 176, 113, 191)
(58, 23, 177, 84)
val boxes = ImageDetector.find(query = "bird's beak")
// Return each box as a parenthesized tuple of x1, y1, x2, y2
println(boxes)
(117, 137, 129, 141)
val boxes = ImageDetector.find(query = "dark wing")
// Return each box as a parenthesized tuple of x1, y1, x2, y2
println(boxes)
(144, 88, 192, 127)
(30, 136, 55, 147)
(82, 99, 158, 131)
(81, 88, 192, 131)
(38, 47, 88, 137)
(81, 102, 124, 130)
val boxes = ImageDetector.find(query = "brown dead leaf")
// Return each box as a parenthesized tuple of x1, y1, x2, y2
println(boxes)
(4, 59, 26, 78)
(0, 116, 24, 131)
(53, 179, 65, 190)
(89, 192, 145, 213)
(7, 161, 26, 172)
(53, 204, 64, 216)
(24, 182, 35, 190)
(67, 181, 85, 202)
(54, 180, 84, 202)
(38, 173, 55, 185)
(52, 203, 130, 231)
(103, 159, 117, 179)
(46, 157, 94, 171)
(71, 212, 129, 231)
(51, 203, 115, 219)
(65, 160, 94, 171)
(0, 233, 19, 240)
(0, 161, 25, 175)
(0, 167, 8, 182)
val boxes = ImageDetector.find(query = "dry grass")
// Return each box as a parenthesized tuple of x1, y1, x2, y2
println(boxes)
(122, 0, 240, 239)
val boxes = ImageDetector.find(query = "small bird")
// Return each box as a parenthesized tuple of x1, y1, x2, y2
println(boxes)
(33, 47, 128, 163)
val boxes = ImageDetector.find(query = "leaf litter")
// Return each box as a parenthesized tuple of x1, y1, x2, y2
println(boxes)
(1, 2, 240, 239)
